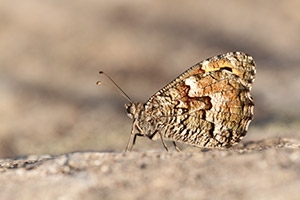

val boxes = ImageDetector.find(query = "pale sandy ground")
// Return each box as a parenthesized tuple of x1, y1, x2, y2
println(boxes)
(1, 138, 300, 200)
(0, 0, 300, 199)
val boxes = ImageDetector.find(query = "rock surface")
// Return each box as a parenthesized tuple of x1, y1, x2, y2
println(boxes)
(1, 138, 300, 200)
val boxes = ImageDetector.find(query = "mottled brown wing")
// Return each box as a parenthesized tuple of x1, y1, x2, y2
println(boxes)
(144, 52, 256, 147)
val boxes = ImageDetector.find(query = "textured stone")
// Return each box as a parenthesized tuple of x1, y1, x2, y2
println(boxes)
(1, 138, 300, 200)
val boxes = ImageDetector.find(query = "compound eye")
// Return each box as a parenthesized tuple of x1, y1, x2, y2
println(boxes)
(125, 104, 132, 114)
(127, 106, 131, 114)
(125, 104, 130, 113)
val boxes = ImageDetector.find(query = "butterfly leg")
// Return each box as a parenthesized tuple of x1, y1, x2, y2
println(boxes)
(124, 121, 137, 153)
(129, 133, 137, 151)
(130, 133, 143, 151)
(129, 123, 146, 151)
(159, 132, 169, 151)
(172, 141, 181, 152)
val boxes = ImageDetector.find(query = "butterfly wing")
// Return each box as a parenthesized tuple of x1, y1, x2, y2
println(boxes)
(144, 52, 256, 147)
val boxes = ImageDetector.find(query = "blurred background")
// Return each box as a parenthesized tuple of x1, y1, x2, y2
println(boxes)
(0, 0, 299, 158)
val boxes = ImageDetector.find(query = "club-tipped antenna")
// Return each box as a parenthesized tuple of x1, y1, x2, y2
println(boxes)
(97, 71, 133, 103)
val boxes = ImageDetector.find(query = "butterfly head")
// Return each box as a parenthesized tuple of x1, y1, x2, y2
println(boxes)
(125, 102, 145, 120)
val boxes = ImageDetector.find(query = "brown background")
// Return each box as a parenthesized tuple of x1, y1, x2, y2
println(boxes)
(1, 0, 300, 158)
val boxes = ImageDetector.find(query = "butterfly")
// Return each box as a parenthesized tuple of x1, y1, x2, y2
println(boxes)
(98, 52, 256, 152)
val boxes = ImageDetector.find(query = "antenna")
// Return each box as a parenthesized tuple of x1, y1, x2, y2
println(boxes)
(97, 71, 133, 103)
